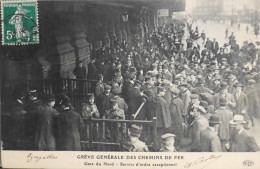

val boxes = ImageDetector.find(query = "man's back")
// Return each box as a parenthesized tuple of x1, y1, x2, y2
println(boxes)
(200, 127, 222, 152)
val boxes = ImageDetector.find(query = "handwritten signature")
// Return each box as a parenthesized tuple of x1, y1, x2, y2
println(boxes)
(184, 155, 222, 169)
(27, 152, 58, 163)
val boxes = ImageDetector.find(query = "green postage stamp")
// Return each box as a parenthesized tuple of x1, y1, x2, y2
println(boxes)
(1, 0, 39, 45)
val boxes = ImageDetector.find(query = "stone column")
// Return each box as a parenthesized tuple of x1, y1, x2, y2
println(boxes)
(72, 3, 91, 67)
(108, 9, 117, 49)
(115, 10, 122, 45)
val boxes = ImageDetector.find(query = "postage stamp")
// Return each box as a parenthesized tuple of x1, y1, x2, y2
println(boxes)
(1, 0, 39, 45)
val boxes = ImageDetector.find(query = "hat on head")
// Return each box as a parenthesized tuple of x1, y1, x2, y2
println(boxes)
(47, 94, 56, 102)
(200, 100, 208, 109)
(191, 94, 199, 99)
(158, 86, 166, 93)
(234, 83, 243, 88)
(220, 82, 229, 91)
(248, 79, 256, 85)
(162, 64, 168, 69)
(146, 71, 157, 77)
(87, 93, 95, 99)
(135, 80, 142, 86)
(62, 96, 71, 105)
(198, 77, 205, 84)
(129, 124, 142, 137)
(209, 115, 220, 124)
(170, 88, 180, 95)
(229, 115, 246, 124)
(110, 99, 118, 105)
(219, 97, 227, 106)
(179, 82, 188, 87)
(97, 74, 104, 80)
(221, 58, 227, 62)
(111, 87, 122, 94)
(130, 67, 137, 73)
(193, 104, 207, 114)
(255, 73, 260, 79)
(224, 43, 229, 47)
(175, 74, 182, 80)
(213, 75, 222, 81)
(104, 85, 112, 90)
(128, 73, 136, 80)
(161, 133, 176, 141)
(29, 89, 37, 93)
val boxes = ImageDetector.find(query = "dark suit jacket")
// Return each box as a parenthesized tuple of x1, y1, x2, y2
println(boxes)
(230, 129, 259, 152)
(233, 92, 249, 116)
(200, 127, 222, 152)
(58, 109, 84, 151)
(96, 93, 114, 117)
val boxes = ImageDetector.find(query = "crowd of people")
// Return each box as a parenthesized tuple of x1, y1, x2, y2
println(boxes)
(6, 18, 260, 152)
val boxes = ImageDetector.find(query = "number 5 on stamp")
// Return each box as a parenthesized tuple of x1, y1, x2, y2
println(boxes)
(1, 0, 39, 45)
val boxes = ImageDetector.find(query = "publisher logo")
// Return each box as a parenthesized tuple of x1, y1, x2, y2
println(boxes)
(243, 160, 254, 166)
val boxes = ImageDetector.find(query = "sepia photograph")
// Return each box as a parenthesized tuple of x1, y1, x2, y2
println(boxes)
(1, 0, 260, 168)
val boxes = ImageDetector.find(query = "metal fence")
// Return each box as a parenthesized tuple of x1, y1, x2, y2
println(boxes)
(2, 78, 98, 112)
(1, 114, 157, 151)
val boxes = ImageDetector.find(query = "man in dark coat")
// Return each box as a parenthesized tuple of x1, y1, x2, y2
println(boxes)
(233, 83, 249, 125)
(226, 115, 259, 152)
(73, 60, 87, 79)
(25, 90, 43, 142)
(58, 103, 84, 151)
(169, 88, 184, 149)
(215, 98, 233, 151)
(35, 95, 59, 150)
(200, 115, 222, 152)
(127, 81, 145, 120)
(87, 57, 98, 80)
(243, 79, 260, 127)
(179, 82, 191, 118)
(96, 85, 114, 118)
(212, 38, 219, 55)
(153, 86, 171, 151)
(111, 87, 128, 114)
(95, 74, 105, 97)
(213, 82, 236, 111)
(190, 105, 209, 151)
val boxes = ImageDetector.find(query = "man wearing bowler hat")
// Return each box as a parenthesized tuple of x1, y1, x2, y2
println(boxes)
(226, 115, 259, 152)
(121, 124, 149, 152)
(233, 83, 250, 128)
(35, 94, 59, 150)
(215, 98, 233, 151)
(200, 115, 222, 152)
(213, 82, 236, 111)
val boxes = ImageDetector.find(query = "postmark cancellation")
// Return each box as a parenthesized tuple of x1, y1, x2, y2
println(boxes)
(1, 0, 39, 45)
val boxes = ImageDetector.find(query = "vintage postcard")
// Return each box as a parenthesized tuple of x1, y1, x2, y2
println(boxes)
(1, 0, 260, 168)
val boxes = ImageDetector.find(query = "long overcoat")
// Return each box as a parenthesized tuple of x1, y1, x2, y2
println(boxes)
(169, 97, 184, 139)
(35, 105, 59, 150)
(58, 109, 84, 151)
